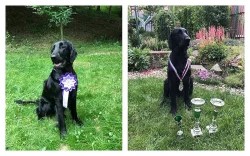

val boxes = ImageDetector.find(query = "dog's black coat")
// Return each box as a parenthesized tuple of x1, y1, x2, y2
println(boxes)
(15, 40, 83, 138)
(160, 28, 193, 115)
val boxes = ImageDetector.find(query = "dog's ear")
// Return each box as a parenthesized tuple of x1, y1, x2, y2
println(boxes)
(168, 31, 173, 50)
(66, 41, 77, 63)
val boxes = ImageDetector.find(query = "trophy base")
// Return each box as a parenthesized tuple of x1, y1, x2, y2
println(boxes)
(177, 130, 184, 140)
(191, 128, 203, 137)
(206, 125, 218, 134)
(177, 135, 184, 140)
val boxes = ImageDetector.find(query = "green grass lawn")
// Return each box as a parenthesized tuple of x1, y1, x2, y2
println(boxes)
(6, 43, 122, 150)
(128, 78, 244, 150)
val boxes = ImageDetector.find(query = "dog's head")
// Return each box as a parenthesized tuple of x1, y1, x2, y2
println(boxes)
(168, 28, 190, 50)
(51, 40, 77, 68)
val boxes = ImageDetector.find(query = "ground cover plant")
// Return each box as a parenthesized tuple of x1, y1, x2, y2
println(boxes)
(128, 78, 244, 150)
(6, 6, 122, 150)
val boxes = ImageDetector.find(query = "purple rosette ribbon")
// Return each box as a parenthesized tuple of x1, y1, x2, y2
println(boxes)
(59, 73, 77, 91)
(59, 73, 77, 108)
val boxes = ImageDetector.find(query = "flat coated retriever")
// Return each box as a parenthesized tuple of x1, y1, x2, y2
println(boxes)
(160, 28, 193, 115)
(15, 40, 83, 138)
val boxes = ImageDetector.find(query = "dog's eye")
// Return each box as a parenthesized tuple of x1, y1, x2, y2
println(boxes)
(51, 45, 55, 53)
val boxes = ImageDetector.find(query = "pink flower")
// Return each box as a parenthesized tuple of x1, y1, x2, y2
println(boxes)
(196, 26, 225, 47)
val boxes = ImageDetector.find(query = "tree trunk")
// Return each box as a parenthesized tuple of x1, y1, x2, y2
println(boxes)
(108, 6, 112, 16)
(96, 6, 101, 12)
(134, 6, 140, 47)
(60, 23, 63, 40)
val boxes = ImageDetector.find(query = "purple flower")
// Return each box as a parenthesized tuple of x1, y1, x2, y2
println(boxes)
(197, 70, 210, 81)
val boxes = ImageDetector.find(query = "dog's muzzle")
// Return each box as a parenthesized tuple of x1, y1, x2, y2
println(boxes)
(51, 55, 64, 67)
(185, 37, 190, 46)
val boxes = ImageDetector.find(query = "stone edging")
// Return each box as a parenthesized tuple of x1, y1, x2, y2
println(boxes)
(128, 69, 244, 96)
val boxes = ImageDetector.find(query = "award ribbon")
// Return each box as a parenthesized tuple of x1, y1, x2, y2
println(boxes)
(169, 58, 191, 91)
(59, 73, 77, 108)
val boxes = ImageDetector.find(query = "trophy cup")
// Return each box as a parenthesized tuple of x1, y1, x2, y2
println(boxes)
(190, 98, 205, 137)
(174, 115, 184, 140)
(206, 98, 225, 134)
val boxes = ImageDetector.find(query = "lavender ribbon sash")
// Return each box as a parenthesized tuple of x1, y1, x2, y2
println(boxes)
(59, 73, 77, 108)
(169, 58, 191, 82)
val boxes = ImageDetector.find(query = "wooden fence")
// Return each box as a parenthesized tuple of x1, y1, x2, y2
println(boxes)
(229, 6, 244, 39)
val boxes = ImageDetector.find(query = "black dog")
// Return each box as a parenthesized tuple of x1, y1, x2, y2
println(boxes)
(160, 28, 193, 115)
(15, 40, 83, 138)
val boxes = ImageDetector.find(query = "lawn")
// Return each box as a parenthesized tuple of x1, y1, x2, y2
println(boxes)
(5, 43, 122, 150)
(128, 78, 244, 150)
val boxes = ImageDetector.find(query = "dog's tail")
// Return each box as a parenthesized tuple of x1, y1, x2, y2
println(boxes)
(14, 100, 39, 105)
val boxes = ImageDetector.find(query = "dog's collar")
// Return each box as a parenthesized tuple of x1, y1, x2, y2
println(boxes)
(169, 58, 191, 81)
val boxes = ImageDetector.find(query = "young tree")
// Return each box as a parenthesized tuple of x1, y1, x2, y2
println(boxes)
(140, 6, 164, 17)
(154, 10, 175, 41)
(30, 6, 74, 40)
(96, 6, 101, 12)
(177, 6, 230, 38)
(177, 6, 205, 38)
(203, 6, 230, 28)
(108, 6, 112, 16)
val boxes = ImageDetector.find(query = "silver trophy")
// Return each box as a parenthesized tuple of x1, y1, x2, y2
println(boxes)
(190, 98, 205, 137)
(174, 115, 184, 140)
(206, 98, 225, 134)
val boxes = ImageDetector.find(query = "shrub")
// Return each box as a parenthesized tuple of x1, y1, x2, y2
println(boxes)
(154, 10, 175, 41)
(203, 6, 230, 29)
(198, 43, 227, 62)
(220, 46, 244, 73)
(157, 41, 168, 51)
(223, 38, 244, 46)
(139, 27, 145, 34)
(177, 6, 203, 38)
(128, 47, 150, 71)
(129, 28, 141, 47)
(189, 39, 201, 50)
(128, 18, 141, 47)
(224, 72, 244, 88)
(187, 48, 193, 56)
(128, 18, 136, 30)
(141, 37, 168, 51)
(6, 31, 15, 44)
(141, 37, 157, 50)
(177, 6, 230, 38)
(141, 31, 155, 39)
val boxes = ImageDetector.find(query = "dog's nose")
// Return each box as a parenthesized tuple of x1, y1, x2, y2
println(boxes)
(51, 54, 56, 58)
(185, 37, 190, 43)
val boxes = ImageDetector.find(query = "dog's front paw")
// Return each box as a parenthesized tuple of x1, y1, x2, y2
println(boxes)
(60, 130, 67, 138)
(76, 120, 83, 127)
(185, 101, 192, 110)
(170, 108, 177, 115)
